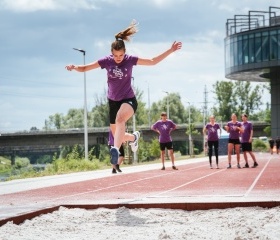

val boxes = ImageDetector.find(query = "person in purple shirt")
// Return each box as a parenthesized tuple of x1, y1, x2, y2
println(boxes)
(65, 20, 182, 166)
(240, 114, 258, 168)
(203, 115, 221, 169)
(151, 112, 178, 170)
(224, 113, 242, 169)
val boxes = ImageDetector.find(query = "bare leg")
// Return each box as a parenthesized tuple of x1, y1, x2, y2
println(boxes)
(227, 143, 233, 165)
(161, 150, 165, 168)
(243, 151, 248, 164)
(248, 151, 257, 163)
(168, 149, 175, 166)
(110, 103, 135, 149)
(235, 144, 240, 164)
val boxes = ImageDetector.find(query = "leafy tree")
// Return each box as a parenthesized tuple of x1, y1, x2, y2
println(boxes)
(89, 89, 109, 127)
(150, 93, 187, 124)
(212, 80, 264, 121)
(212, 81, 235, 121)
(63, 109, 84, 128)
(44, 113, 64, 130)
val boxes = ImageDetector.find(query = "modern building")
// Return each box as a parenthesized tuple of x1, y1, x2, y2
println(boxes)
(225, 6, 280, 137)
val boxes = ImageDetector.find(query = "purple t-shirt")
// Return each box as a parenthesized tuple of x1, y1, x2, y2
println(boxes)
(98, 54, 138, 101)
(240, 121, 252, 143)
(152, 120, 176, 143)
(205, 123, 220, 141)
(227, 121, 242, 139)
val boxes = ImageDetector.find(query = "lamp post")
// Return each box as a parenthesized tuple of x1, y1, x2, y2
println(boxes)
(163, 91, 170, 118)
(146, 81, 151, 127)
(73, 48, 88, 160)
(131, 77, 138, 163)
(185, 99, 192, 156)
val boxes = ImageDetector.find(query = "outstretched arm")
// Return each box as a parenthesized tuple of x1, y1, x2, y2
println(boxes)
(65, 60, 100, 72)
(137, 41, 182, 66)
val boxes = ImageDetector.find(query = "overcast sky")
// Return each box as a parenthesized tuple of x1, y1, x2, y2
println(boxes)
(0, 0, 278, 132)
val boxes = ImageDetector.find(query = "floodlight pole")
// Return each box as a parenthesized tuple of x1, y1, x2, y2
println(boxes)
(163, 91, 170, 118)
(73, 48, 88, 160)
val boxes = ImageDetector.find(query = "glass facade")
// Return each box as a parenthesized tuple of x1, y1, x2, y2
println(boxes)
(225, 28, 280, 71)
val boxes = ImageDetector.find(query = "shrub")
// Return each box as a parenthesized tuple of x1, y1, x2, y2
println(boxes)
(252, 139, 268, 152)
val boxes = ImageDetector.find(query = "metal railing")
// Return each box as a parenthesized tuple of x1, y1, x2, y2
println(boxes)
(226, 6, 280, 36)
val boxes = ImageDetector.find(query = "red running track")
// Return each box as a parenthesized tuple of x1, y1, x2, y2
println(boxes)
(0, 153, 280, 225)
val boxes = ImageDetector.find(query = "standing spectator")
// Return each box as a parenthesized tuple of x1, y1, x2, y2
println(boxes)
(203, 115, 221, 169)
(275, 137, 280, 154)
(224, 113, 242, 169)
(151, 112, 178, 170)
(268, 137, 275, 154)
(108, 130, 124, 174)
(240, 114, 258, 168)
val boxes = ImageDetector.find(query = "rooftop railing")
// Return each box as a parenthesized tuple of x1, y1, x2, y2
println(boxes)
(226, 6, 280, 36)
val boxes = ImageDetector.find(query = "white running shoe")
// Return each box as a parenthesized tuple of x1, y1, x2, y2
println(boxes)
(129, 131, 140, 152)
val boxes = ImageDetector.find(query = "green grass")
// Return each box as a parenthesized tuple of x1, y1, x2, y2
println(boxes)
(2, 152, 206, 181)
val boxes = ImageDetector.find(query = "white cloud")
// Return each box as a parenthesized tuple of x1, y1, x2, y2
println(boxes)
(151, 0, 188, 8)
(0, 0, 98, 12)
(0, 0, 276, 132)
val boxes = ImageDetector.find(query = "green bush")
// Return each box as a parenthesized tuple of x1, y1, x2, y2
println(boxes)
(14, 157, 30, 169)
(0, 157, 11, 172)
(252, 139, 268, 152)
(45, 158, 101, 174)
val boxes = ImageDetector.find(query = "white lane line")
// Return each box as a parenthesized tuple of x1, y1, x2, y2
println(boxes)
(149, 170, 225, 197)
(44, 164, 224, 202)
(244, 156, 272, 197)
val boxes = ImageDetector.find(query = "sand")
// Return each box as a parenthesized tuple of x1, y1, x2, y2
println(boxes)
(0, 206, 280, 240)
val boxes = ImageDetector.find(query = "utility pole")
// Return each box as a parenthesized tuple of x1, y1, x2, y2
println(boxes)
(203, 85, 208, 156)
(73, 48, 88, 160)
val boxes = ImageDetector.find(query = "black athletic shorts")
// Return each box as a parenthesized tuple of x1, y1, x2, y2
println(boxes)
(108, 97, 138, 124)
(228, 138, 241, 144)
(241, 142, 252, 152)
(160, 142, 173, 151)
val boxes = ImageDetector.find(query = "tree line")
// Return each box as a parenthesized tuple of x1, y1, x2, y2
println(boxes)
(43, 80, 270, 133)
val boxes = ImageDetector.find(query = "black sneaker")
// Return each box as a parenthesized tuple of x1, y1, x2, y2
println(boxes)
(112, 168, 117, 174)
(243, 163, 249, 168)
(172, 166, 178, 170)
(237, 164, 241, 169)
(116, 164, 122, 172)
(227, 164, 231, 169)
(252, 162, 258, 168)
(161, 166, 165, 170)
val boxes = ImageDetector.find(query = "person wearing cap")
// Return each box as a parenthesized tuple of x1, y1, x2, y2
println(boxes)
(240, 113, 258, 168)
(151, 112, 178, 170)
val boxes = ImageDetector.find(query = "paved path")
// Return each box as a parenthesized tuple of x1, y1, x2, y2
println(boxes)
(0, 153, 280, 226)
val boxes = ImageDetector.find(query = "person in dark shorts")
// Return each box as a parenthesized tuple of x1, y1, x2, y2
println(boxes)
(224, 113, 242, 169)
(240, 114, 258, 168)
(66, 20, 182, 166)
(151, 112, 178, 170)
(268, 137, 275, 154)
(203, 115, 221, 169)
(108, 130, 124, 173)
(275, 137, 280, 154)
